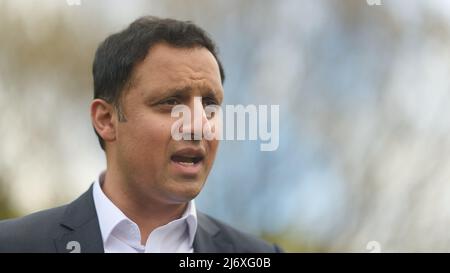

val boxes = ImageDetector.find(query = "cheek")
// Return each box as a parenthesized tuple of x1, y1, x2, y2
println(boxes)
(207, 139, 219, 163)
(207, 116, 223, 140)
(118, 118, 172, 158)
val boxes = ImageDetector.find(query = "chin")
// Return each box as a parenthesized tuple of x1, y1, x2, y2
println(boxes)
(165, 179, 205, 202)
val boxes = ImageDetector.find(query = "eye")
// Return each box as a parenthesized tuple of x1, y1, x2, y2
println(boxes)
(160, 98, 180, 106)
(203, 97, 220, 119)
(202, 97, 219, 107)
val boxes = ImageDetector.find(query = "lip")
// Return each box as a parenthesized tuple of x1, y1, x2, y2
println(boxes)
(170, 147, 206, 178)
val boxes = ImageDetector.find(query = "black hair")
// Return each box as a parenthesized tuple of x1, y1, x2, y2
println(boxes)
(92, 16, 225, 150)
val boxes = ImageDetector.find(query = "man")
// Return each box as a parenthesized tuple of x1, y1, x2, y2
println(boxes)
(0, 16, 282, 253)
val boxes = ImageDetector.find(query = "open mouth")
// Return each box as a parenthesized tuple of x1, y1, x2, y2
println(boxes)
(170, 147, 205, 177)
(170, 147, 206, 174)
(170, 155, 204, 166)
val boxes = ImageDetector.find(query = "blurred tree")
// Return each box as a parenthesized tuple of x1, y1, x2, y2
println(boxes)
(0, 175, 18, 219)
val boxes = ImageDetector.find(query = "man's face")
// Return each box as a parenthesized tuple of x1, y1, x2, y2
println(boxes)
(113, 43, 223, 205)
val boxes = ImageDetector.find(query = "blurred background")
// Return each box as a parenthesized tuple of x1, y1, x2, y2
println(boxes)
(1, 0, 450, 252)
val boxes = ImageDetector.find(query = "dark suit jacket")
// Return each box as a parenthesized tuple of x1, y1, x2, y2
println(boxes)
(0, 185, 282, 253)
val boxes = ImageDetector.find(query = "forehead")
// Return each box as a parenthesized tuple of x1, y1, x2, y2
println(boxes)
(131, 43, 223, 94)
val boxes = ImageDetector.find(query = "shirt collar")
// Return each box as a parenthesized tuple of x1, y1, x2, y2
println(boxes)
(92, 172, 198, 247)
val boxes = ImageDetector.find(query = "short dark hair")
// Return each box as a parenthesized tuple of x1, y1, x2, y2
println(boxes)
(92, 16, 225, 150)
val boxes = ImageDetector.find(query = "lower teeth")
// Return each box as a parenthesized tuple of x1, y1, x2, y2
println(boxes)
(179, 162, 194, 166)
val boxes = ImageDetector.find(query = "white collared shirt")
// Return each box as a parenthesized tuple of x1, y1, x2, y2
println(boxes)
(92, 174, 198, 253)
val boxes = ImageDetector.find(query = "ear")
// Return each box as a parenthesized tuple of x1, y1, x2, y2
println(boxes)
(91, 99, 117, 144)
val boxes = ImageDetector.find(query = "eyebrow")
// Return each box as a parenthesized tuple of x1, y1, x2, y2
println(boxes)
(163, 85, 223, 100)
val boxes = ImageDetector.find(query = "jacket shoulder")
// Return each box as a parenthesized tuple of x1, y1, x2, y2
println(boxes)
(198, 212, 282, 253)
(0, 205, 67, 252)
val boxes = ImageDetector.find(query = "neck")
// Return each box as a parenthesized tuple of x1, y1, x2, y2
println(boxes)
(101, 169, 188, 245)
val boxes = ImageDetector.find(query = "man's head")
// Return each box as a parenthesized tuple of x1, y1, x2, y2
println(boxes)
(90, 16, 225, 205)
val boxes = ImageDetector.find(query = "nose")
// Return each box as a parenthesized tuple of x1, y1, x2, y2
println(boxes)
(181, 97, 210, 141)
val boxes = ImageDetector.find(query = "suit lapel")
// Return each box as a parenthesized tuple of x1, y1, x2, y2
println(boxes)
(54, 185, 104, 253)
(193, 212, 233, 253)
